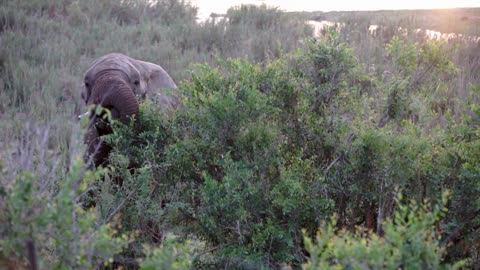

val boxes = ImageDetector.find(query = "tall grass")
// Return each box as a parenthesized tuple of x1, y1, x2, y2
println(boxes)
(305, 8, 480, 125)
(0, 0, 310, 158)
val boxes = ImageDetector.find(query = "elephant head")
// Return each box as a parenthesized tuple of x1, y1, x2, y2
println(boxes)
(82, 53, 178, 168)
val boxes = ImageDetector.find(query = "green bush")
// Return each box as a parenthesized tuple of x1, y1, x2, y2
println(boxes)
(105, 57, 335, 267)
(100, 31, 477, 268)
(303, 192, 467, 270)
(140, 235, 194, 270)
(0, 132, 133, 268)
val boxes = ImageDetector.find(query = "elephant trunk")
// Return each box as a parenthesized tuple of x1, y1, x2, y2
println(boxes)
(84, 71, 139, 168)
(92, 72, 139, 124)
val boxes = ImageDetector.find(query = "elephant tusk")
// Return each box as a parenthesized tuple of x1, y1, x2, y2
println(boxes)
(78, 111, 90, 120)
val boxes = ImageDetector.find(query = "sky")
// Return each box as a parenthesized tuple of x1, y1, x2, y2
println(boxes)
(189, 0, 480, 20)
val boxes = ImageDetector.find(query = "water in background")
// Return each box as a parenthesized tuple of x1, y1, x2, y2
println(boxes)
(188, 0, 480, 21)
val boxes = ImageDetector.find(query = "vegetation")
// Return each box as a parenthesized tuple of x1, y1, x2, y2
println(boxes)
(1, 0, 479, 269)
(304, 192, 466, 270)
(308, 8, 480, 36)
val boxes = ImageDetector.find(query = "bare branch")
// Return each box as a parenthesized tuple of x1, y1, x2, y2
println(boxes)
(192, 244, 228, 263)
(104, 189, 137, 224)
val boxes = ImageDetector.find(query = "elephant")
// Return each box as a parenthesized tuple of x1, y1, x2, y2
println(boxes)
(81, 53, 179, 168)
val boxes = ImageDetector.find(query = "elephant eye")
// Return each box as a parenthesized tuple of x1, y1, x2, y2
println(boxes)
(85, 82, 90, 88)
(133, 80, 139, 86)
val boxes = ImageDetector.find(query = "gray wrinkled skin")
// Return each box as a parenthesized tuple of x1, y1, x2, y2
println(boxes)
(82, 53, 179, 168)
(83, 53, 179, 109)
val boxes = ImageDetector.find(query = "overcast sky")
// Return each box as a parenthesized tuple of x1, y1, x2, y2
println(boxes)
(189, 0, 480, 20)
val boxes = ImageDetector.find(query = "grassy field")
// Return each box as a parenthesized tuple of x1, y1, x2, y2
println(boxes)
(1, 1, 479, 269)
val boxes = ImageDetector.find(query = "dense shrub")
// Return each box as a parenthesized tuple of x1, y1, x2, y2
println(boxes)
(0, 124, 133, 269)
(106, 57, 336, 267)
(303, 192, 466, 270)
(101, 31, 478, 268)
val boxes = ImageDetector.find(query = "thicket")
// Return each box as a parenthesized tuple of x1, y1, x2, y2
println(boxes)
(1, 0, 479, 269)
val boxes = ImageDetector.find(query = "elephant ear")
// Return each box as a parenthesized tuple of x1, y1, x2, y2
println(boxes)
(136, 60, 180, 109)
(137, 60, 177, 91)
